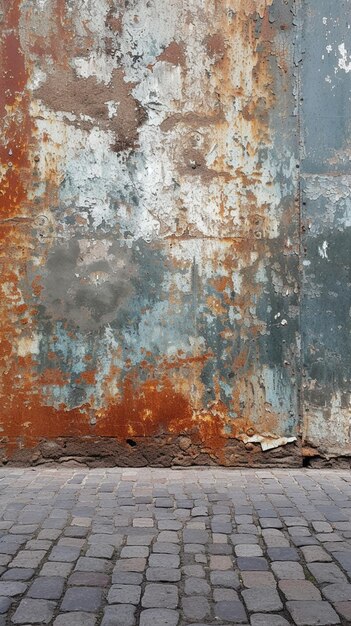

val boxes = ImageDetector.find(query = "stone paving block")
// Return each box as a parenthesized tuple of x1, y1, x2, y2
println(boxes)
(214, 600, 247, 622)
(231, 534, 259, 545)
(49, 546, 81, 562)
(182, 565, 205, 577)
(241, 571, 277, 588)
(316, 533, 343, 543)
(40, 562, 73, 577)
(12, 598, 56, 624)
(271, 561, 305, 579)
(155, 498, 173, 508)
(133, 518, 154, 528)
(149, 554, 180, 568)
(327, 541, 351, 552)
(0, 581, 27, 596)
(208, 543, 232, 555)
(210, 570, 240, 588)
(146, 568, 181, 582)
(235, 544, 263, 557)
(61, 586, 103, 612)
(139, 608, 179, 626)
(334, 601, 351, 621)
(120, 546, 149, 558)
(267, 547, 299, 561)
(75, 556, 111, 572)
(142, 583, 178, 608)
(213, 588, 239, 601)
(250, 615, 290, 626)
(86, 544, 114, 559)
(291, 536, 319, 547)
(286, 600, 341, 625)
(112, 571, 143, 585)
(333, 551, 351, 571)
(312, 521, 333, 533)
(307, 563, 347, 584)
(53, 612, 97, 626)
(127, 534, 154, 546)
(153, 542, 180, 554)
(68, 572, 110, 586)
(259, 519, 283, 529)
(322, 582, 351, 602)
(158, 531, 179, 543)
(0, 555, 11, 567)
(101, 604, 136, 626)
(284, 517, 308, 527)
(242, 588, 283, 612)
(237, 557, 269, 571)
(0, 597, 11, 613)
(184, 577, 210, 595)
(279, 580, 321, 600)
(28, 576, 65, 599)
(10, 550, 46, 568)
(301, 546, 332, 562)
(183, 530, 209, 544)
(108, 583, 141, 604)
(158, 520, 182, 531)
(209, 555, 232, 570)
(182, 596, 210, 620)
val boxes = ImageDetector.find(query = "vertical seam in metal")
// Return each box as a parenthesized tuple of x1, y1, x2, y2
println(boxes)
(295, 0, 304, 450)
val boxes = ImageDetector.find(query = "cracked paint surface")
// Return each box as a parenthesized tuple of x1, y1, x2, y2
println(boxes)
(1, 0, 347, 466)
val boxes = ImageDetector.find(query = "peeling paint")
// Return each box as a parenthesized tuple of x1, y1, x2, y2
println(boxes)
(0, 0, 348, 466)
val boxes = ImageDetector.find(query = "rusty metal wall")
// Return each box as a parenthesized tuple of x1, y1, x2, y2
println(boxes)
(301, 0, 351, 464)
(0, 0, 346, 467)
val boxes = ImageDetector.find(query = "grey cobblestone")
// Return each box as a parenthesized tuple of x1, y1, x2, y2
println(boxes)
(139, 608, 179, 626)
(1, 468, 351, 625)
(12, 598, 56, 624)
(286, 600, 340, 625)
(142, 583, 178, 608)
(108, 583, 141, 604)
(27, 576, 65, 599)
(53, 612, 97, 626)
(61, 586, 103, 612)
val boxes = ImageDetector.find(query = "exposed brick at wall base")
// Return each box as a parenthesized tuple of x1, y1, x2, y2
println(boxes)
(0, 437, 302, 469)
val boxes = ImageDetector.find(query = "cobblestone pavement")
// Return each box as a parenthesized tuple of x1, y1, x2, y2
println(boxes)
(1, 468, 351, 625)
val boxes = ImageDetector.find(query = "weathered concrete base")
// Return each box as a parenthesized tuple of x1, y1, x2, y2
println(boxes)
(0, 436, 302, 468)
(303, 455, 351, 469)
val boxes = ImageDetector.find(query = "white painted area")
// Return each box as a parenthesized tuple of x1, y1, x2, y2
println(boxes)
(73, 52, 116, 84)
(240, 433, 297, 451)
(17, 335, 40, 358)
(338, 43, 351, 73)
(105, 101, 118, 119)
(318, 241, 329, 259)
(27, 68, 47, 91)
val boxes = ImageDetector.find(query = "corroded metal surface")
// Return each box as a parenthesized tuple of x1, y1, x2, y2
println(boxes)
(301, 0, 351, 460)
(0, 0, 305, 466)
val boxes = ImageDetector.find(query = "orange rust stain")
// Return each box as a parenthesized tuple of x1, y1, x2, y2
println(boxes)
(96, 377, 193, 439)
(0, 2, 32, 216)
(157, 42, 186, 66)
(77, 370, 97, 385)
(204, 32, 227, 61)
(212, 276, 229, 292)
(96, 374, 230, 457)
(31, 276, 43, 296)
(38, 368, 70, 386)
